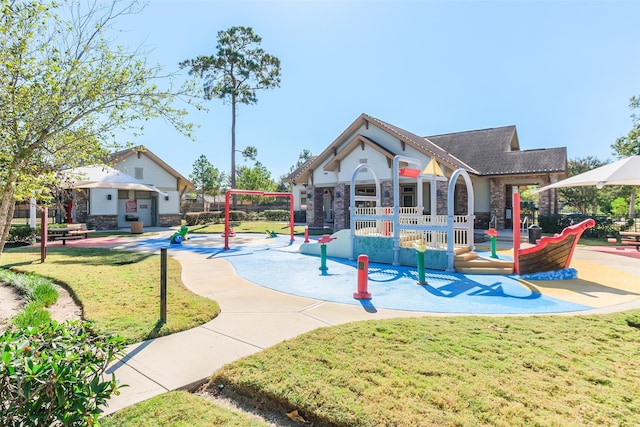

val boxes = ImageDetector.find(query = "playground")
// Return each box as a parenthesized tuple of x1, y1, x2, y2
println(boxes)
(76, 227, 640, 316)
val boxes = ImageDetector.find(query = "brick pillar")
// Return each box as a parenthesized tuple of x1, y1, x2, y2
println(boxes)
(537, 176, 558, 216)
(436, 181, 448, 215)
(456, 184, 468, 214)
(333, 183, 349, 231)
(490, 178, 506, 229)
(381, 180, 394, 207)
(306, 185, 324, 228)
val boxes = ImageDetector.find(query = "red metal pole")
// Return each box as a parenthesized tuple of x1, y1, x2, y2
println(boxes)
(304, 225, 309, 243)
(353, 254, 372, 300)
(224, 190, 231, 250)
(289, 193, 294, 242)
(513, 192, 521, 274)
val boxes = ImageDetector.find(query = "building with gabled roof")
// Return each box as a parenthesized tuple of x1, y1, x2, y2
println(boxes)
(286, 113, 566, 231)
(66, 146, 194, 230)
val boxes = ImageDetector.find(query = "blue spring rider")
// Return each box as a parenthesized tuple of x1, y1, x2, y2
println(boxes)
(170, 226, 189, 245)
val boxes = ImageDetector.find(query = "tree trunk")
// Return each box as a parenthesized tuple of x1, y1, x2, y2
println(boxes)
(0, 180, 17, 257)
(630, 190, 637, 218)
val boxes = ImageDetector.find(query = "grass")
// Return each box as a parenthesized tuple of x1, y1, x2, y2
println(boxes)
(188, 221, 306, 235)
(0, 247, 220, 344)
(0, 269, 58, 328)
(101, 390, 269, 427)
(101, 312, 640, 426)
(204, 314, 640, 426)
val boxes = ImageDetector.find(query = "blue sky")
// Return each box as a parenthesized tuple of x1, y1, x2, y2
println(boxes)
(115, 0, 640, 181)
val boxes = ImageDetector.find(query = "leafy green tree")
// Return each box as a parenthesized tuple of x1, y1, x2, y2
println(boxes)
(0, 0, 197, 255)
(236, 161, 277, 203)
(559, 157, 608, 214)
(611, 95, 640, 216)
(180, 26, 281, 195)
(189, 155, 225, 210)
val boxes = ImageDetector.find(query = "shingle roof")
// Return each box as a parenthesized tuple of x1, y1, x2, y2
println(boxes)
(364, 115, 477, 173)
(425, 126, 567, 176)
(285, 114, 567, 183)
(285, 156, 318, 183)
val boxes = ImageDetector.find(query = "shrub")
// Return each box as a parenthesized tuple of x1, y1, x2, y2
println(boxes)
(262, 209, 290, 221)
(538, 214, 614, 239)
(0, 321, 125, 426)
(185, 211, 233, 225)
(7, 225, 36, 244)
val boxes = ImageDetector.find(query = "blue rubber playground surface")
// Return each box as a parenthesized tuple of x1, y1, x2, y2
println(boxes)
(131, 233, 593, 315)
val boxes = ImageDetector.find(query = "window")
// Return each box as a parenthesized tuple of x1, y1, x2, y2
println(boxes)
(134, 191, 152, 199)
(134, 167, 143, 180)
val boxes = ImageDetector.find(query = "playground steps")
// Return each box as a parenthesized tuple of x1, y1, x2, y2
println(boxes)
(454, 249, 514, 275)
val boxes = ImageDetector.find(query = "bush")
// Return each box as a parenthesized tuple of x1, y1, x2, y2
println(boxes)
(538, 214, 614, 239)
(262, 210, 290, 221)
(7, 224, 36, 244)
(184, 211, 246, 225)
(0, 321, 125, 426)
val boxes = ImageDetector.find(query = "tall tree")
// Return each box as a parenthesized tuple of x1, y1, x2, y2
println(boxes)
(180, 26, 281, 197)
(189, 155, 225, 210)
(236, 161, 276, 204)
(559, 157, 607, 215)
(0, 0, 197, 255)
(611, 95, 640, 217)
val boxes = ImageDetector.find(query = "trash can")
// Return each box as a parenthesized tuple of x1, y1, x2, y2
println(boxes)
(528, 224, 541, 244)
(131, 221, 143, 234)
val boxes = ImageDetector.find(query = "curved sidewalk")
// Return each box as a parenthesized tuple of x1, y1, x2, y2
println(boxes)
(98, 231, 640, 416)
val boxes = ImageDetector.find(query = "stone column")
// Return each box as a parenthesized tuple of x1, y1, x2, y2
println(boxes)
(381, 181, 394, 207)
(333, 183, 349, 231)
(490, 178, 506, 229)
(306, 185, 323, 228)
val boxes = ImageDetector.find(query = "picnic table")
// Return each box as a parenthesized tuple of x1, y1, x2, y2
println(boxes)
(619, 231, 640, 251)
(48, 224, 96, 245)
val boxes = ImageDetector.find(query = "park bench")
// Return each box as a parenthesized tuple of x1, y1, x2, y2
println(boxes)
(48, 223, 96, 245)
(619, 231, 640, 251)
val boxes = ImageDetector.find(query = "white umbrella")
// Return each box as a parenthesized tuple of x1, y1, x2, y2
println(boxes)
(61, 165, 163, 193)
(535, 155, 640, 192)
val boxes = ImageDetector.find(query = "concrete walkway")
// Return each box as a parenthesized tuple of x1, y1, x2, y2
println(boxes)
(96, 230, 640, 416)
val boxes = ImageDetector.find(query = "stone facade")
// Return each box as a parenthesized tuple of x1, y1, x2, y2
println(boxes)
(87, 215, 118, 230)
(333, 183, 349, 230)
(159, 214, 181, 227)
(381, 181, 394, 207)
(490, 178, 507, 229)
(306, 185, 324, 228)
(436, 181, 448, 215)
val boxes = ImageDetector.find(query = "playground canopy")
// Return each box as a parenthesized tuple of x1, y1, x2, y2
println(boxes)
(534, 155, 640, 192)
(61, 165, 163, 193)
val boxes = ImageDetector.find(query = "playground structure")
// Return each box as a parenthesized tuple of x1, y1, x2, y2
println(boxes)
(169, 225, 189, 244)
(300, 155, 593, 277)
(224, 189, 295, 250)
(348, 155, 475, 271)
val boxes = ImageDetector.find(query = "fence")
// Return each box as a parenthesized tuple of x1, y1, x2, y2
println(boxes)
(352, 206, 471, 250)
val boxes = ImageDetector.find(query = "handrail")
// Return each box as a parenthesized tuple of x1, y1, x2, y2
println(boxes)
(488, 214, 496, 229)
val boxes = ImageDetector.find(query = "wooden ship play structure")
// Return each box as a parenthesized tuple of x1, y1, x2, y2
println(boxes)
(300, 155, 595, 276)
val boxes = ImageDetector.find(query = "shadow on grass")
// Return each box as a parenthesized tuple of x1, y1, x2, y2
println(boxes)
(3, 247, 155, 266)
(144, 319, 167, 341)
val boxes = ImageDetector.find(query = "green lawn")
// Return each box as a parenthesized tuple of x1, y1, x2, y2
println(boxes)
(4, 231, 639, 426)
(104, 312, 640, 426)
(188, 221, 306, 235)
(0, 247, 220, 344)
